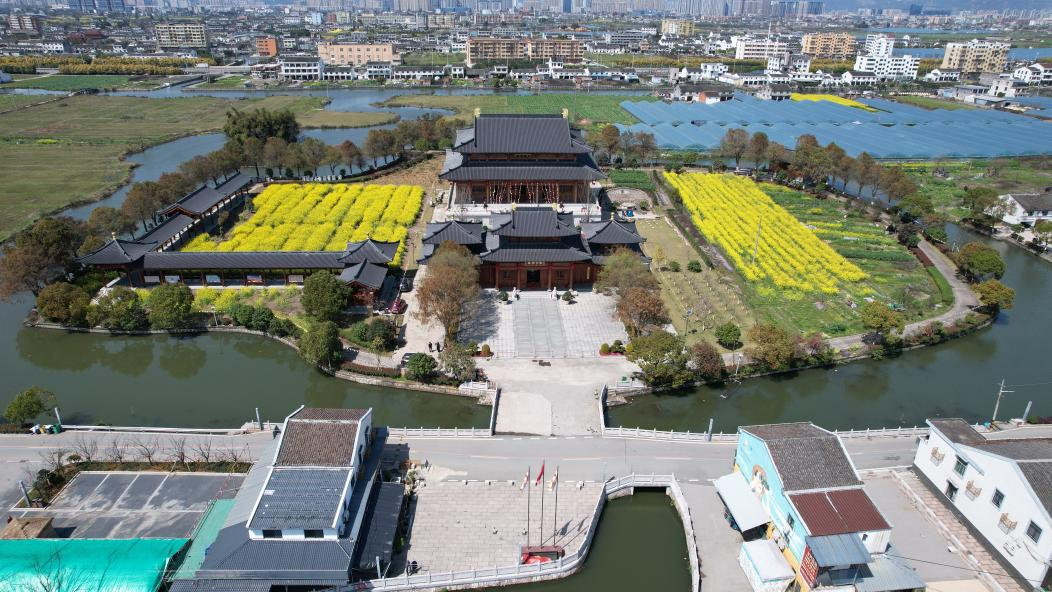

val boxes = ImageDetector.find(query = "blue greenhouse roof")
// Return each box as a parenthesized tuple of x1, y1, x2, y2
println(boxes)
(0, 538, 188, 592)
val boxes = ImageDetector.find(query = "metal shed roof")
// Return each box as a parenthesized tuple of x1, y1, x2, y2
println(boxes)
(0, 538, 188, 592)
(715, 472, 770, 532)
(248, 468, 350, 531)
(807, 533, 871, 568)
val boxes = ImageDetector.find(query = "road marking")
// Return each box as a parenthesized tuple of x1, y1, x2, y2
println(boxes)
(564, 457, 601, 461)
(688, 479, 700, 483)
(656, 457, 691, 461)
(469, 455, 511, 460)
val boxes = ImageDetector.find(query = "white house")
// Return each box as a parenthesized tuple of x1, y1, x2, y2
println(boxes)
(839, 70, 879, 86)
(914, 418, 1052, 588)
(248, 407, 374, 541)
(278, 56, 322, 81)
(996, 193, 1052, 226)
(677, 63, 727, 82)
(1013, 62, 1052, 86)
(923, 68, 961, 83)
(854, 53, 919, 81)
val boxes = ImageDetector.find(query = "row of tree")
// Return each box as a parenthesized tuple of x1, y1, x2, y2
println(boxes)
(588, 125, 659, 167)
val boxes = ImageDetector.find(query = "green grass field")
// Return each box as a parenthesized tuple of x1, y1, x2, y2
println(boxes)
(193, 75, 253, 89)
(608, 169, 657, 193)
(0, 94, 377, 241)
(0, 74, 172, 91)
(747, 185, 944, 336)
(889, 95, 976, 111)
(382, 93, 656, 128)
(897, 158, 1052, 221)
(401, 51, 466, 66)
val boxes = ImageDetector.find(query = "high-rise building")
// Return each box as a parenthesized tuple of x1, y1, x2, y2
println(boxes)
(801, 32, 856, 59)
(70, 0, 125, 12)
(854, 53, 918, 80)
(941, 39, 1010, 74)
(154, 22, 208, 49)
(255, 36, 279, 58)
(660, 18, 695, 37)
(465, 38, 583, 66)
(734, 37, 789, 60)
(7, 14, 43, 34)
(862, 33, 895, 58)
(317, 43, 398, 66)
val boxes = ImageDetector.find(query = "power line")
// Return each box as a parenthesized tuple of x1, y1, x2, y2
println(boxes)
(1006, 380, 1052, 389)
(887, 553, 1038, 586)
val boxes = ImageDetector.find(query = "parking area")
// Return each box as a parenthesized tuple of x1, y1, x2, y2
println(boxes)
(460, 289, 627, 359)
(8, 471, 244, 539)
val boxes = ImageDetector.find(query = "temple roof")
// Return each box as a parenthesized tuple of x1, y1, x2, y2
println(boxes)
(76, 238, 158, 266)
(336, 239, 399, 265)
(452, 114, 592, 155)
(161, 174, 252, 217)
(582, 220, 643, 244)
(422, 221, 485, 246)
(490, 209, 579, 238)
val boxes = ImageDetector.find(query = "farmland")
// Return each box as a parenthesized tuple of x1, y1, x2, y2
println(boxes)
(381, 93, 657, 128)
(608, 169, 657, 193)
(897, 157, 1052, 221)
(888, 95, 976, 111)
(790, 93, 877, 112)
(182, 183, 424, 267)
(663, 173, 944, 336)
(0, 74, 167, 91)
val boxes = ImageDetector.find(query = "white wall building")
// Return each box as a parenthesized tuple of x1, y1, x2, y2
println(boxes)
(996, 193, 1052, 226)
(854, 53, 919, 81)
(862, 34, 896, 58)
(734, 36, 789, 60)
(914, 419, 1052, 589)
(1013, 62, 1052, 86)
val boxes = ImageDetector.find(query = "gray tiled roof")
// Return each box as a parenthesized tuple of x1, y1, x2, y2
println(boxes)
(1018, 462, 1052, 514)
(454, 114, 591, 155)
(354, 482, 405, 572)
(197, 525, 355, 580)
(582, 220, 643, 244)
(275, 419, 362, 467)
(1008, 192, 1052, 213)
(163, 174, 251, 217)
(140, 214, 194, 246)
(928, 419, 985, 446)
(76, 239, 158, 266)
(292, 408, 369, 421)
(491, 209, 579, 238)
(338, 262, 388, 289)
(337, 239, 399, 265)
(422, 221, 485, 245)
(480, 244, 593, 263)
(439, 160, 606, 182)
(741, 423, 861, 492)
(143, 251, 345, 270)
(248, 468, 350, 530)
(973, 439, 1052, 461)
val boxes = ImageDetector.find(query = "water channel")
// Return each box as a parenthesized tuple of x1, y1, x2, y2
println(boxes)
(3, 85, 1051, 432)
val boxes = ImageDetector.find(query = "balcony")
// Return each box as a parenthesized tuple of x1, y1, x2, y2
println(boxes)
(930, 447, 945, 465)
(999, 513, 1018, 534)
(965, 481, 982, 500)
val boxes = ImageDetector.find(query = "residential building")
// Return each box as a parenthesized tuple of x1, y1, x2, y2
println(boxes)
(729, 423, 923, 592)
(862, 34, 895, 58)
(923, 68, 961, 83)
(989, 76, 1024, 98)
(756, 83, 792, 101)
(7, 14, 43, 34)
(838, 70, 879, 86)
(801, 32, 857, 60)
(255, 36, 278, 58)
(996, 193, 1052, 226)
(734, 36, 790, 60)
(1013, 62, 1052, 86)
(942, 39, 1010, 74)
(154, 22, 208, 50)
(279, 56, 322, 81)
(854, 53, 918, 81)
(660, 18, 695, 37)
(677, 63, 728, 81)
(465, 38, 583, 67)
(318, 42, 398, 66)
(914, 418, 1052, 589)
(668, 83, 733, 103)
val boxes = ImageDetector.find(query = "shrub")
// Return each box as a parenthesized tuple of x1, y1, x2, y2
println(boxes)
(36, 283, 90, 326)
(561, 290, 575, 303)
(666, 261, 681, 272)
(4, 387, 56, 426)
(300, 320, 342, 369)
(87, 287, 147, 331)
(686, 260, 703, 273)
(405, 353, 438, 381)
(714, 322, 741, 350)
(612, 339, 624, 353)
(302, 271, 346, 321)
(480, 344, 492, 357)
(268, 316, 299, 338)
(146, 283, 195, 330)
(249, 306, 275, 332)
(600, 343, 611, 355)
(347, 320, 370, 342)
(497, 290, 509, 302)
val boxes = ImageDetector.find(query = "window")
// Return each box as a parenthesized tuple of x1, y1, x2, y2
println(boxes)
(953, 456, 968, 476)
(992, 489, 1005, 508)
(262, 529, 282, 539)
(1027, 521, 1043, 543)
(945, 482, 959, 501)
(304, 529, 325, 539)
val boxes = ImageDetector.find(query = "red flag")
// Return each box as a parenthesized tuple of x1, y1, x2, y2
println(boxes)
(535, 462, 545, 486)
(521, 467, 530, 490)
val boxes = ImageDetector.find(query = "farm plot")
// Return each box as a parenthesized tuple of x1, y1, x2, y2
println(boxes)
(182, 183, 423, 267)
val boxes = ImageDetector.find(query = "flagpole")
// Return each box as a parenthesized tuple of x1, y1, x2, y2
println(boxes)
(539, 465, 545, 545)
(553, 466, 559, 545)
(526, 467, 531, 549)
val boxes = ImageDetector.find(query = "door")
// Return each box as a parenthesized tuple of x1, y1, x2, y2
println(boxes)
(945, 482, 959, 501)
(525, 269, 541, 287)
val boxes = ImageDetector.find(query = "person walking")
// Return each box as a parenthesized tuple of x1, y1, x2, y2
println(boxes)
(428, 342, 433, 353)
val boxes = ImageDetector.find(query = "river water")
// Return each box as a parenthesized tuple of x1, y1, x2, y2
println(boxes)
(3, 85, 1051, 432)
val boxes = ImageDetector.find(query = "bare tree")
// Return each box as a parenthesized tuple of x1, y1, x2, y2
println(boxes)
(105, 437, 127, 463)
(130, 436, 159, 465)
(38, 448, 68, 474)
(191, 438, 214, 464)
(167, 436, 189, 470)
(71, 435, 99, 463)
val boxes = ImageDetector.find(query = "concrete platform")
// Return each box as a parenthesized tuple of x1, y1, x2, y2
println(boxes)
(9, 471, 244, 539)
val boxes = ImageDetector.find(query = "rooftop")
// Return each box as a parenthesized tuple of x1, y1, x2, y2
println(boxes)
(741, 422, 861, 492)
(248, 468, 351, 531)
(788, 488, 890, 536)
(453, 114, 591, 155)
(162, 173, 251, 217)
(274, 415, 364, 467)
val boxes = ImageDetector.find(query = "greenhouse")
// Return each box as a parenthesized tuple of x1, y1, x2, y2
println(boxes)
(618, 94, 1052, 158)
(0, 538, 188, 592)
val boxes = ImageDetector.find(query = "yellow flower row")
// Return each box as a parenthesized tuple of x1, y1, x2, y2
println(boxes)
(664, 172, 867, 295)
(182, 182, 424, 267)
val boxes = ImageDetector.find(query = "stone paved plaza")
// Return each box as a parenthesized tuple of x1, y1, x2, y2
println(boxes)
(460, 290, 627, 359)
(400, 480, 603, 574)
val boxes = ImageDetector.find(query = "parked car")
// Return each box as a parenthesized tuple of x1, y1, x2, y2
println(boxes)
(399, 275, 414, 292)
(388, 298, 407, 314)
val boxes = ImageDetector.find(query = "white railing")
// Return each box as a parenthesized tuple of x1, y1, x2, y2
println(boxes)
(356, 474, 693, 592)
(833, 427, 929, 438)
(386, 427, 491, 438)
(601, 425, 930, 442)
(61, 424, 244, 435)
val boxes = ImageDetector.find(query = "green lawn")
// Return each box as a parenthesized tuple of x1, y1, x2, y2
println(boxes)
(0, 94, 375, 241)
(897, 158, 1052, 222)
(382, 93, 656, 128)
(0, 74, 138, 91)
(746, 185, 944, 337)
(608, 169, 657, 193)
(193, 75, 253, 89)
(401, 51, 465, 66)
(889, 95, 976, 111)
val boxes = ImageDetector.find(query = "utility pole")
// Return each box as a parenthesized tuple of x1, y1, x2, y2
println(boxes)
(751, 216, 763, 266)
(991, 379, 1013, 425)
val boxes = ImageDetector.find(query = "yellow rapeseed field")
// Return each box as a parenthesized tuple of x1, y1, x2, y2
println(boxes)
(664, 172, 866, 299)
(790, 93, 877, 112)
(182, 183, 423, 266)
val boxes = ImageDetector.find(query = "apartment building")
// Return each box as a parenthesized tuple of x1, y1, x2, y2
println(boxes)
(942, 39, 1011, 74)
(800, 32, 857, 59)
(734, 37, 790, 60)
(660, 18, 695, 37)
(465, 38, 583, 66)
(862, 33, 895, 58)
(255, 36, 279, 58)
(317, 43, 398, 66)
(854, 52, 918, 81)
(154, 22, 208, 49)
(7, 14, 43, 34)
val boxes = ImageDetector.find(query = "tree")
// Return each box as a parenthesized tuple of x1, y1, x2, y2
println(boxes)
(298, 137, 328, 175)
(263, 137, 288, 175)
(438, 342, 476, 382)
(87, 286, 147, 330)
(415, 242, 479, 342)
(616, 287, 669, 336)
(340, 140, 365, 173)
(301, 271, 347, 321)
(1034, 220, 1052, 248)
(860, 301, 905, 335)
(300, 320, 342, 369)
(241, 136, 265, 177)
(791, 134, 832, 185)
(719, 128, 749, 169)
(180, 154, 221, 187)
(146, 283, 195, 329)
(36, 283, 90, 326)
(689, 340, 725, 382)
(766, 142, 791, 169)
(596, 124, 621, 156)
(961, 187, 1003, 224)
(87, 206, 135, 238)
(879, 166, 917, 203)
(626, 331, 693, 389)
(405, 353, 438, 382)
(714, 322, 741, 349)
(365, 129, 396, 167)
(224, 107, 300, 144)
(634, 132, 658, 165)
(595, 248, 659, 294)
(853, 152, 881, 198)
(745, 323, 799, 371)
(746, 131, 770, 171)
(1, 216, 89, 299)
(4, 387, 55, 426)
(283, 142, 306, 176)
(957, 241, 1005, 281)
(975, 279, 1015, 312)
(122, 181, 164, 234)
